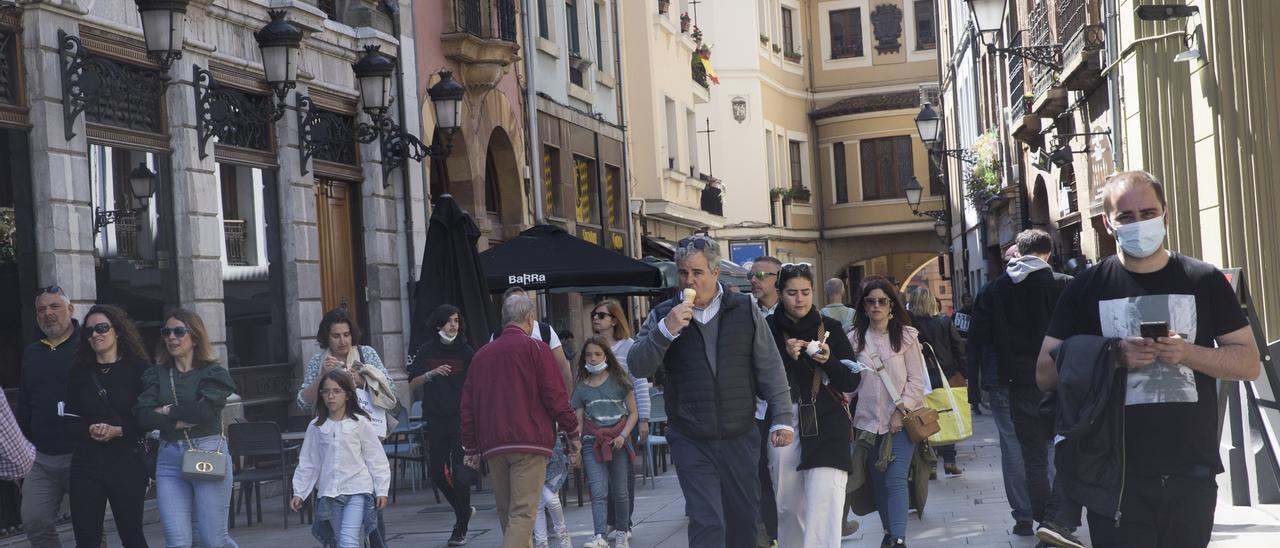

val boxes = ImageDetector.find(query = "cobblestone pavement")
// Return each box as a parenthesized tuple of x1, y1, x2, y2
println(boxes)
(4, 412, 1278, 547)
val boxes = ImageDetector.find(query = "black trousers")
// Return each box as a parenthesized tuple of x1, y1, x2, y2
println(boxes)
(427, 430, 472, 528)
(756, 417, 778, 542)
(1009, 385, 1055, 523)
(1087, 473, 1216, 548)
(69, 443, 148, 548)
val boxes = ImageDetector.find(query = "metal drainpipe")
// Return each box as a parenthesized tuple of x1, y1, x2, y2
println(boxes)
(611, 0, 636, 257)
(522, 0, 546, 223)
(1104, 0, 1124, 171)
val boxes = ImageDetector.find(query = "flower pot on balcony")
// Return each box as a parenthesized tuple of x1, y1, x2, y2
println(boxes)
(772, 44, 782, 54)
(658, 0, 670, 15)
(784, 51, 803, 63)
(760, 34, 769, 45)
(790, 186, 811, 203)
(681, 13, 691, 32)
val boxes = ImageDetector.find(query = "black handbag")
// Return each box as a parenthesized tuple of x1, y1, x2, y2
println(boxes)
(87, 369, 158, 480)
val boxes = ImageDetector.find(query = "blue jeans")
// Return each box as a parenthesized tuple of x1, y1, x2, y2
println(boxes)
(327, 495, 368, 548)
(866, 430, 913, 541)
(156, 436, 238, 548)
(582, 441, 631, 535)
(986, 386, 1033, 523)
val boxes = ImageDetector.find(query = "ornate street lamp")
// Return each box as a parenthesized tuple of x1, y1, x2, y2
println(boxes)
(965, 0, 1062, 71)
(901, 176, 949, 224)
(915, 103, 941, 146)
(965, 0, 1009, 35)
(254, 10, 303, 113)
(934, 218, 949, 245)
(134, 0, 190, 72)
(353, 45, 396, 119)
(96, 162, 158, 235)
(427, 70, 465, 135)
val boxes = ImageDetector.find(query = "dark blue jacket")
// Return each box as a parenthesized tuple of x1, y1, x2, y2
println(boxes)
(17, 322, 80, 456)
(1053, 335, 1127, 522)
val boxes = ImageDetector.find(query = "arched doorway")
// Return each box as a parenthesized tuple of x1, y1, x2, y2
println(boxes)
(483, 128, 523, 244)
(1030, 175, 1051, 229)
(836, 251, 946, 304)
(901, 256, 955, 314)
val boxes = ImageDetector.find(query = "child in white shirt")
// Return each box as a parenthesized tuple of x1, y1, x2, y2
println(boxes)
(291, 370, 392, 547)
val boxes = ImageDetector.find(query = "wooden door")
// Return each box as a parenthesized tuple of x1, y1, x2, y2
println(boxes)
(315, 179, 359, 315)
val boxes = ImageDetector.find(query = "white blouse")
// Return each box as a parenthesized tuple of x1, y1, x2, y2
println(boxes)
(292, 416, 392, 499)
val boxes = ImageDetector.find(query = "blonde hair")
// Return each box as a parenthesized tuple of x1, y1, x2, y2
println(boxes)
(593, 299, 632, 340)
(906, 286, 939, 317)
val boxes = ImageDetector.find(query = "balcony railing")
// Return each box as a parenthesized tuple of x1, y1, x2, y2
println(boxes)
(1057, 0, 1087, 58)
(1007, 31, 1026, 119)
(224, 219, 249, 266)
(114, 212, 140, 260)
(1029, 0, 1054, 96)
(452, 0, 518, 42)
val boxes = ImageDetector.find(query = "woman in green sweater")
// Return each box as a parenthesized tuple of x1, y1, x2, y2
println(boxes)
(135, 309, 239, 548)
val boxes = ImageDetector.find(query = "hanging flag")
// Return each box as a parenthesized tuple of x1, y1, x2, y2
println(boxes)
(700, 57, 720, 85)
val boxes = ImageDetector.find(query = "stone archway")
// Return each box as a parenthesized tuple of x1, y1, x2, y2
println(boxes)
(483, 128, 524, 242)
(1029, 175, 1051, 229)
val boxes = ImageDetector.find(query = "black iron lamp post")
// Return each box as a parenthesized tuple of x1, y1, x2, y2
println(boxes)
(903, 176, 950, 223)
(134, 0, 190, 72)
(914, 104, 976, 165)
(1048, 129, 1112, 169)
(352, 44, 464, 176)
(95, 162, 157, 236)
(965, 0, 1062, 71)
(254, 10, 302, 118)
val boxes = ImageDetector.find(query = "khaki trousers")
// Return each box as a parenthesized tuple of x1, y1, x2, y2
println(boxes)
(487, 452, 548, 548)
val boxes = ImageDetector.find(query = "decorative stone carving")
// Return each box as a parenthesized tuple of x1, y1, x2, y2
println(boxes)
(870, 4, 903, 55)
(731, 96, 747, 124)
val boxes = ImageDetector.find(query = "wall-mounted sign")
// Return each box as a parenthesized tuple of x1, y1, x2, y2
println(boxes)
(729, 241, 767, 267)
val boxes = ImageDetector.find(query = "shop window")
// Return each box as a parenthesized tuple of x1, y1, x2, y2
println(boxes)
(217, 163, 288, 368)
(859, 136, 913, 200)
(830, 8, 864, 58)
(573, 155, 600, 225)
(0, 130, 35, 389)
(543, 145, 564, 218)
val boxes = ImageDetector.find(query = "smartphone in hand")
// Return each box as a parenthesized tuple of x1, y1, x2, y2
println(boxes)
(1139, 321, 1169, 340)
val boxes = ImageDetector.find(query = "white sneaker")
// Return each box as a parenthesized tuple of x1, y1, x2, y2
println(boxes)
(584, 535, 609, 548)
(558, 535, 573, 548)
(607, 530, 633, 541)
(613, 534, 629, 548)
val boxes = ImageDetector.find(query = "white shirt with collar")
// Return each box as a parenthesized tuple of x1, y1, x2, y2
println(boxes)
(292, 416, 392, 500)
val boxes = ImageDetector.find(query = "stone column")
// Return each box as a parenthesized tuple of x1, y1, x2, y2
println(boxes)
(23, 5, 97, 315)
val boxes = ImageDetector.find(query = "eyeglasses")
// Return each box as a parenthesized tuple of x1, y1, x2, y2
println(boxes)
(677, 236, 714, 251)
(34, 285, 63, 296)
(320, 389, 346, 398)
(86, 323, 113, 335)
(863, 297, 893, 308)
(160, 327, 190, 339)
(591, 312, 613, 320)
(749, 271, 777, 280)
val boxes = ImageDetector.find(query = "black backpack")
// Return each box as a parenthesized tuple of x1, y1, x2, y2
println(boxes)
(489, 322, 552, 346)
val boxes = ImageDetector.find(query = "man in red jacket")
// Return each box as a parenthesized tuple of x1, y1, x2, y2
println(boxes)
(461, 294, 581, 548)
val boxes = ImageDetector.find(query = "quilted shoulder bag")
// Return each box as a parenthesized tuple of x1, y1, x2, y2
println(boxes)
(168, 368, 227, 481)
(866, 343, 939, 444)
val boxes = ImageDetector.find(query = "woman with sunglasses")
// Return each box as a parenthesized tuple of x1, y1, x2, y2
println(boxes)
(135, 309, 239, 548)
(589, 299, 650, 539)
(764, 264, 861, 547)
(848, 280, 925, 548)
(64, 305, 151, 547)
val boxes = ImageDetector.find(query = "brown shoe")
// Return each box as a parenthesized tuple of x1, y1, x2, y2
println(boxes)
(944, 463, 963, 477)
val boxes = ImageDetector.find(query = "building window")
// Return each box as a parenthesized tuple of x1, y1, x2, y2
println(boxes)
(664, 98, 678, 170)
(788, 140, 802, 188)
(781, 7, 796, 54)
(833, 143, 849, 204)
(929, 153, 945, 196)
(686, 109, 699, 178)
(830, 8, 863, 59)
(543, 145, 563, 218)
(573, 155, 600, 225)
(217, 163, 288, 368)
(859, 136, 913, 200)
(538, 0, 550, 39)
(595, 1, 606, 69)
(605, 164, 624, 228)
(566, 0, 580, 53)
(915, 0, 937, 50)
(765, 130, 776, 187)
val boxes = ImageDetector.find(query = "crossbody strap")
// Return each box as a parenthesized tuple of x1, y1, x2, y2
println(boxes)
(865, 342, 903, 408)
(168, 367, 224, 452)
(87, 368, 127, 427)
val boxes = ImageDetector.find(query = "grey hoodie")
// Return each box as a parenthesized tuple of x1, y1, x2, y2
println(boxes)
(1006, 255, 1052, 284)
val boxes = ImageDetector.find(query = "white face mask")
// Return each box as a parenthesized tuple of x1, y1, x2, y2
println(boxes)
(585, 360, 608, 374)
(438, 330, 457, 344)
(1113, 215, 1166, 258)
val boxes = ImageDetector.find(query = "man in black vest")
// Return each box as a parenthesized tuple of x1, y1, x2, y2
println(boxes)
(630, 235, 793, 548)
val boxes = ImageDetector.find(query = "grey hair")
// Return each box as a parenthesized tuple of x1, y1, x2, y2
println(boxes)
(501, 294, 536, 326)
(674, 235, 722, 271)
(825, 278, 846, 299)
(34, 289, 71, 306)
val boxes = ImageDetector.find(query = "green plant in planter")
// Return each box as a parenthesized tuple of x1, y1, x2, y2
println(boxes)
(769, 187, 791, 201)
(772, 43, 782, 54)
(691, 26, 704, 43)
(967, 131, 1001, 205)
(760, 34, 770, 45)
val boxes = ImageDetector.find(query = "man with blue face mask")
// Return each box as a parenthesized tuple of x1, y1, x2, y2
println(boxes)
(1035, 171, 1261, 548)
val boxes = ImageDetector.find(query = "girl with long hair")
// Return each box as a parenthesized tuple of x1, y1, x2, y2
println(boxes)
(848, 280, 926, 548)
(571, 336, 638, 548)
(64, 305, 151, 547)
(589, 299, 651, 539)
(135, 309, 239, 548)
(290, 370, 391, 548)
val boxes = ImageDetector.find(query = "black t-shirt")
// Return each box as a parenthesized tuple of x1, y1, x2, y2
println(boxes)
(1046, 253, 1248, 476)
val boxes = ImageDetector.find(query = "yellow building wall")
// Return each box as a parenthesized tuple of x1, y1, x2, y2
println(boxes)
(817, 110, 941, 228)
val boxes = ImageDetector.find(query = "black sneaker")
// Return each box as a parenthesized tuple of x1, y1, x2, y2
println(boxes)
(880, 534, 891, 548)
(447, 528, 468, 546)
(1012, 521, 1034, 536)
(1036, 522, 1085, 548)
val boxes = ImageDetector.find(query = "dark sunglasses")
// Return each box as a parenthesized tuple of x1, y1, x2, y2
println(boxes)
(749, 271, 777, 280)
(160, 326, 190, 339)
(677, 237, 712, 250)
(85, 322, 113, 335)
(863, 297, 893, 308)
(591, 312, 613, 320)
(781, 263, 812, 275)
(34, 285, 63, 296)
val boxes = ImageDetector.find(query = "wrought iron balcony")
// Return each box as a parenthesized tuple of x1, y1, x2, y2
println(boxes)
(114, 212, 140, 260)
(1007, 31, 1026, 120)
(1028, 0, 1055, 97)
(452, 0, 517, 42)
(442, 0, 521, 90)
(1057, 0, 1105, 91)
(224, 219, 249, 266)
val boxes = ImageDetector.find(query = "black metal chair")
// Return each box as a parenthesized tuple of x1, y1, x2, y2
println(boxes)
(383, 408, 431, 503)
(227, 421, 297, 529)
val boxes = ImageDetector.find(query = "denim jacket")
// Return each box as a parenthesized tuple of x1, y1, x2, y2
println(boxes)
(311, 494, 384, 548)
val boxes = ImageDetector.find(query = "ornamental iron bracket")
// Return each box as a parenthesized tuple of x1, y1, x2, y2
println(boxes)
(59, 31, 168, 141)
(297, 95, 360, 176)
(355, 104, 452, 182)
(930, 145, 978, 165)
(987, 41, 1063, 72)
(193, 65, 279, 159)
(911, 208, 949, 222)
(93, 208, 135, 237)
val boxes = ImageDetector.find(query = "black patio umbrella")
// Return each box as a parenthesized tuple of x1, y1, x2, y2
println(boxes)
(480, 224, 663, 293)
(409, 194, 495, 353)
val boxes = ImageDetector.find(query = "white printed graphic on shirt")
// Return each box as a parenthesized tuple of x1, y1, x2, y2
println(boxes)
(1098, 294, 1199, 406)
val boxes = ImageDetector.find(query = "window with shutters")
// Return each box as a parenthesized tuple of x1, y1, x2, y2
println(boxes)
(830, 8, 863, 59)
(859, 136, 913, 200)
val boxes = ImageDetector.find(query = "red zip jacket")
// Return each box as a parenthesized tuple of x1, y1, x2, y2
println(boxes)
(461, 325, 579, 459)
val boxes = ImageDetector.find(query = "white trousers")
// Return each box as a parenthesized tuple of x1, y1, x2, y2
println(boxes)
(768, 405, 849, 548)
